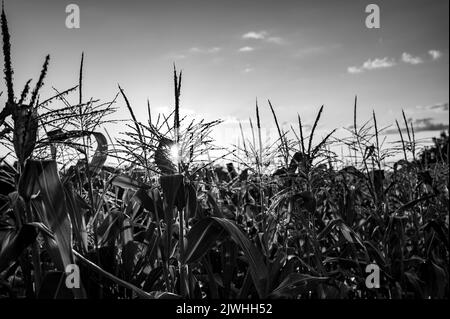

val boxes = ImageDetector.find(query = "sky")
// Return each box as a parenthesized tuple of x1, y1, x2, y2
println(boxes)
(1, 0, 449, 160)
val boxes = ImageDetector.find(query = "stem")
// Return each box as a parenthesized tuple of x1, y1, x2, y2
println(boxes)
(179, 207, 187, 297)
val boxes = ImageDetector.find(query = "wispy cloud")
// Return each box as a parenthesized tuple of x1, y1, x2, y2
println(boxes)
(166, 53, 187, 60)
(386, 117, 449, 134)
(242, 31, 268, 40)
(418, 102, 449, 112)
(363, 57, 396, 70)
(411, 118, 449, 133)
(189, 47, 222, 54)
(293, 45, 340, 58)
(238, 46, 255, 52)
(295, 46, 324, 57)
(429, 49, 442, 60)
(208, 47, 222, 53)
(243, 67, 254, 73)
(348, 57, 396, 74)
(266, 36, 284, 44)
(167, 46, 222, 60)
(430, 102, 449, 111)
(347, 66, 363, 74)
(404, 102, 449, 115)
(242, 30, 285, 44)
(221, 116, 242, 126)
(348, 49, 442, 74)
(401, 52, 423, 65)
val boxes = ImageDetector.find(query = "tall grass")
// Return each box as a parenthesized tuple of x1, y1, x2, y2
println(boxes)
(0, 7, 448, 299)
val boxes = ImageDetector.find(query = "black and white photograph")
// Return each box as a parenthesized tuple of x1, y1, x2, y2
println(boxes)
(0, 0, 448, 313)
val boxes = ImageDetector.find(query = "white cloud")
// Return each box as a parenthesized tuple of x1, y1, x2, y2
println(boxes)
(208, 47, 222, 53)
(293, 44, 341, 59)
(295, 46, 326, 57)
(428, 50, 442, 60)
(401, 52, 423, 65)
(243, 67, 254, 73)
(362, 57, 396, 70)
(238, 46, 254, 52)
(266, 36, 284, 45)
(221, 116, 241, 125)
(242, 31, 268, 40)
(347, 57, 396, 74)
(242, 30, 284, 44)
(167, 47, 221, 60)
(189, 47, 221, 54)
(166, 53, 186, 60)
(350, 50, 442, 74)
(347, 66, 363, 74)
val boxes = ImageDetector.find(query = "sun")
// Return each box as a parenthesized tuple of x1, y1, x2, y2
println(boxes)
(170, 143, 180, 164)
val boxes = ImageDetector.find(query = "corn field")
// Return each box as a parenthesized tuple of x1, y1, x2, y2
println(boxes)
(0, 7, 448, 300)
